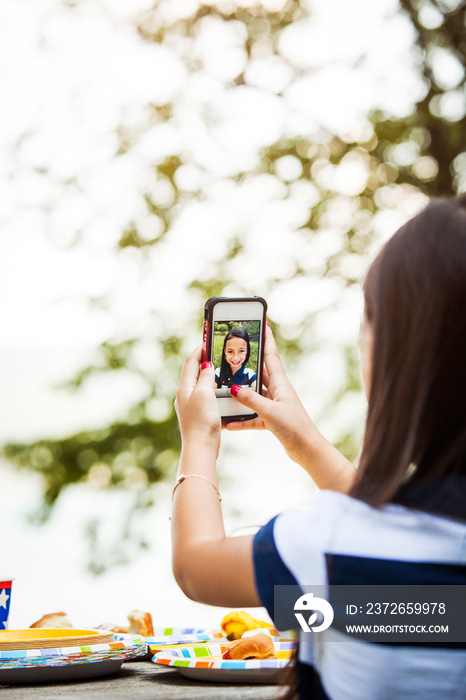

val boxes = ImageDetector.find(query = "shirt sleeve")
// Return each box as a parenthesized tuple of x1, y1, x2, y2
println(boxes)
(252, 516, 300, 622)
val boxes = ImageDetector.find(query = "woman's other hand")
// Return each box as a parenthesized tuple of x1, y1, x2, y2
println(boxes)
(225, 325, 314, 460)
(226, 325, 355, 491)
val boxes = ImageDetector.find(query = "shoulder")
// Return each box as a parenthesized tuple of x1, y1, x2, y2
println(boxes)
(252, 493, 348, 618)
(273, 490, 353, 545)
(252, 491, 466, 634)
(242, 367, 257, 381)
(243, 367, 256, 376)
(270, 492, 349, 580)
(274, 490, 466, 572)
(253, 492, 343, 590)
(261, 490, 466, 584)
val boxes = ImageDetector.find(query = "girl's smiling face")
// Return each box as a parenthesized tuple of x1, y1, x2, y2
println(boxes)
(224, 337, 248, 374)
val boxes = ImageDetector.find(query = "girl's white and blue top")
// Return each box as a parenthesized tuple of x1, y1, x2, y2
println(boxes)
(215, 366, 256, 387)
(253, 490, 466, 700)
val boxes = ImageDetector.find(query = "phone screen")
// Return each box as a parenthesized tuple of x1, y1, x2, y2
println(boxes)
(213, 320, 260, 396)
(205, 297, 266, 419)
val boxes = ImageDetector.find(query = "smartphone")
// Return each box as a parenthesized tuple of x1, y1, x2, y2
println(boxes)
(202, 296, 267, 420)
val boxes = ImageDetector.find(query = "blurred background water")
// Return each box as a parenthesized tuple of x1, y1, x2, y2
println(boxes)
(1, 0, 464, 630)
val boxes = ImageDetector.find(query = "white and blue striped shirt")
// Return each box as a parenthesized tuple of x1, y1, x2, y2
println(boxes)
(253, 490, 466, 700)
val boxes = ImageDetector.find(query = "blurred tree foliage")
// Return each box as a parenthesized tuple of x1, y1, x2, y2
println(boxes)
(3, 0, 466, 545)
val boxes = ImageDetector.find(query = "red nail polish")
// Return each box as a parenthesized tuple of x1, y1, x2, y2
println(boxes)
(230, 384, 242, 397)
(266, 321, 271, 328)
(201, 361, 213, 370)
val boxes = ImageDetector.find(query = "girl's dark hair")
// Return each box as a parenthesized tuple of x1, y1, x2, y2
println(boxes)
(216, 327, 251, 388)
(350, 194, 466, 519)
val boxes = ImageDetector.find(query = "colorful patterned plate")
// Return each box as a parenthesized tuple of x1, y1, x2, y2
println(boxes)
(146, 627, 225, 643)
(0, 634, 147, 683)
(145, 627, 225, 654)
(153, 640, 296, 683)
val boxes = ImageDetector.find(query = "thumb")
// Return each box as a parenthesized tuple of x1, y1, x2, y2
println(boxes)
(197, 360, 216, 386)
(230, 384, 272, 418)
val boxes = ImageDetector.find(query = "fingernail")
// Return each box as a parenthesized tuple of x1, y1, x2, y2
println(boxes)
(266, 321, 270, 328)
(201, 361, 213, 370)
(230, 384, 242, 398)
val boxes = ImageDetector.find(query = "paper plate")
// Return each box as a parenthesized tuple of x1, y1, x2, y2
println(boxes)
(0, 659, 124, 684)
(0, 629, 114, 650)
(153, 640, 296, 683)
(0, 634, 147, 677)
(146, 627, 225, 652)
(241, 628, 297, 641)
(146, 627, 225, 642)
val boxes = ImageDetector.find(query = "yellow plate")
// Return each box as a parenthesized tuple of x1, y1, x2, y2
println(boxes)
(0, 629, 114, 650)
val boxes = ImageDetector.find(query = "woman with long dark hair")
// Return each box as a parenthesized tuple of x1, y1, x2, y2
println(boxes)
(172, 196, 466, 699)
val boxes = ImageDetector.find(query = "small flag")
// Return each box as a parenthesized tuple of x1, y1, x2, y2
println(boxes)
(0, 581, 12, 630)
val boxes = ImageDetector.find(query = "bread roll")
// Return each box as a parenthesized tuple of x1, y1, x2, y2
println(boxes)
(127, 609, 154, 637)
(30, 612, 73, 629)
(222, 633, 276, 660)
(30, 609, 154, 637)
(95, 622, 129, 634)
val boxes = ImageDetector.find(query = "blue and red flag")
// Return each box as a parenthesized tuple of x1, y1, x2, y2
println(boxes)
(0, 580, 12, 630)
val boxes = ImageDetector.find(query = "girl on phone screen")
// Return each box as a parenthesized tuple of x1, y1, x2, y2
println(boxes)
(215, 327, 257, 389)
(172, 195, 466, 700)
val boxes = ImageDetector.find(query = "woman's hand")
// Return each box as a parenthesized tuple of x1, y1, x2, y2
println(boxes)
(226, 325, 356, 492)
(175, 347, 221, 453)
(225, 325, 315, 461)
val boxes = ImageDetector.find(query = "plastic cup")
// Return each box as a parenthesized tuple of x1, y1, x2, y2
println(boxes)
(0, 579, 13, 630)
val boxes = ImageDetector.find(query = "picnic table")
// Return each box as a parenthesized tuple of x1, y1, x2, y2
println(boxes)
(1, 660, 282, 698)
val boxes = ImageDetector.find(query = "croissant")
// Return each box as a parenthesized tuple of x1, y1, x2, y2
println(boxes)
(222, 633, 276, 660)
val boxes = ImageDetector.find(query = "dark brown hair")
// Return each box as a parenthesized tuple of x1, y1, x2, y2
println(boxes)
(282, 197, 466, 700)
(350, 195, 466, 519)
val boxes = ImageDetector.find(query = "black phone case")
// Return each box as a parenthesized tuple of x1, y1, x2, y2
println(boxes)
(203, 296, 267, 422)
